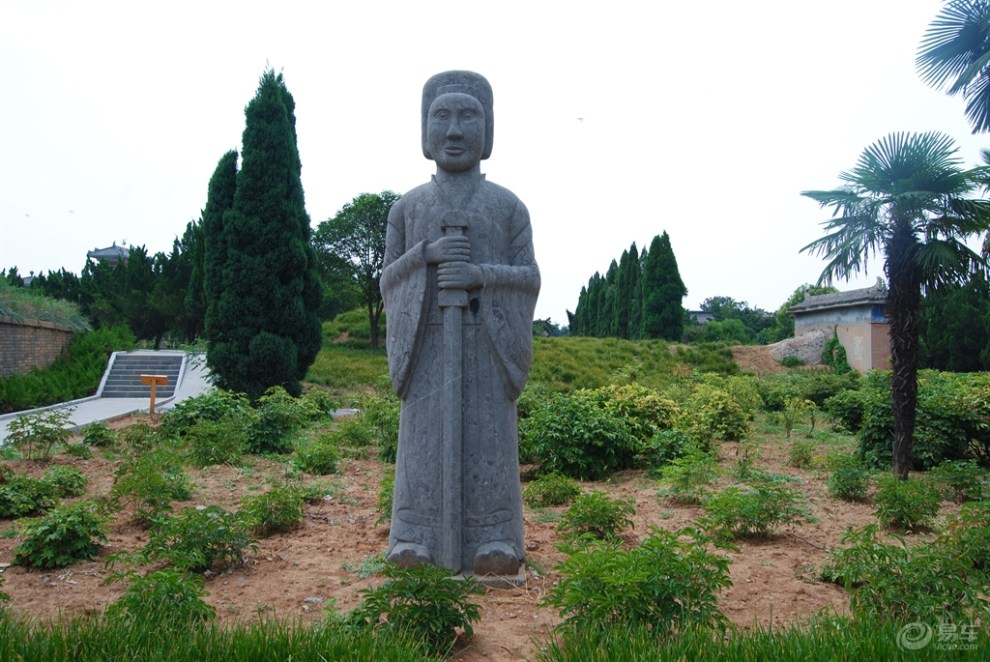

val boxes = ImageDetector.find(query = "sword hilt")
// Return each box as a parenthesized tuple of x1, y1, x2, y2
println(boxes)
(439, 211, 469, 308)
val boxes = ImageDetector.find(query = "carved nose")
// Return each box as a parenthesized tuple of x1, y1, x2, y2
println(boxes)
(446, 121, 463, 139)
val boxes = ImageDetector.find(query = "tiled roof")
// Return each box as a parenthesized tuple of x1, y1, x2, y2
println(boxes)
(789, 278, 887, 314)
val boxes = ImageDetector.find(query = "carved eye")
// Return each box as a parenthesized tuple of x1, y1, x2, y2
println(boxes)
(434, 110, 449, 120)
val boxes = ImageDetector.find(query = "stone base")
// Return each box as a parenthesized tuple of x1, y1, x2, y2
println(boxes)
(458, 564, 527, 588)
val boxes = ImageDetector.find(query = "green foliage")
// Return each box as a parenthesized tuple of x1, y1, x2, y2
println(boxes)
(292, 438, 340, 475)
(523, 473, 581, 507)
(363, 393, 399, 463)
(111, 446, 194, 524)
(205, 70, 322, 400)
(0, 472, 58, 519)
(821, 333, 852, 374)
(682, 384, 749, 443)
(105, 568, 215, 628)
(558, 491, 635, 541)
(657, 447, 720, 505)
(0, 325, 134, 413)
(240, 485, 305, 536)
(545, 527, 732, 640)
(588, 383, 679, 440)
(788, 439, 815, 469)
(930, 460, 988, 502)
(920, 274, 990, 371)
(345, 562, 483, 657)
(822, 525, 988, 623)
(41, 465, 88, 498)
(873, 474, 941, 531)
(520, 391, 638, 480)
(0, 278, 90, 331)
(5, 409, 74, 461)
(161, 389, 252, 438)
(136, 505, 256, 572)
(13, 501, 107, 568)
(778, 355, 804, 368)
(245, 386, 309, 454)
(376, 468, 394, 525)
(827, 454, 871, 502)
(936, 499, 990, 575)
(184, 417, 247, 467)
(639, 429, 694, 476)
(782, 397, 816, 438)
(82, 422, 117, 448)
(700, 483, 815, 540)
(823, 388, 870, 432)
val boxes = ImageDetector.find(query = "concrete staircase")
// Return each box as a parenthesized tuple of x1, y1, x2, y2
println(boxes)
(100, 353, 184, 399)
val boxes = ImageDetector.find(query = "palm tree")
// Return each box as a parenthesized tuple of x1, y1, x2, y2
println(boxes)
(802, 132, 990, 479)
(917, 0, 990, 134)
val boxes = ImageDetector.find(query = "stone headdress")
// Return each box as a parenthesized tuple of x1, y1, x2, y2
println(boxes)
(421, 70, 494, 160)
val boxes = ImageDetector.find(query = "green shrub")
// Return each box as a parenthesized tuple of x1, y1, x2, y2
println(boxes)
(62, 443, 93, 460)
(588, 384, 679, 441)
(111, 446, 194, 525)
(5, 409, 74, 461)
(104, 568, 215, 627)
(298, 479, 343, 504)
(184, 417, 246, 467)
(929, 460, 988, 503)
(117, 421, 168, 454)
(873, 474, 941, 531)
(824, 389, 870, 432)
(41, 465, 88, 498)
(137, 505, 256, 572)
(558, 491, 635, 541)
(245, 387, 309, 454)
(788, 439, 815, 469)
(376, 468, 394, 525)
(822, 525, 987, 623)
(161, 389, 252, 438)
(827, 455, 871, 502)
(0, 472, 58, 519)
(520, 391, 638, 480)
(300, 387, 338, 420)
(639, 429, 694, 477)
(345, 562, 483, 657)
(292, 438, 340, 475)
(682, 385, 749, 443)
(363, 394, 400, 463)
(700, 483, 814, 540)
(82, 421, 117, 448)
(822, 333, 852, 374)
(935, 499, 990, 575)
(13, 501, 107, 568)
(523, 473, 581, 508)
(545, 527, 733, 639)
(657, 448, 720, 505)
(240, 485, 305, 536)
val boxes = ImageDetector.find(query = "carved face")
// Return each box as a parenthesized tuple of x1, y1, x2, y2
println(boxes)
(427, 93, 485, 173)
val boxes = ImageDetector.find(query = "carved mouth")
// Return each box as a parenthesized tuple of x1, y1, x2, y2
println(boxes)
(444, 146, 465, 155)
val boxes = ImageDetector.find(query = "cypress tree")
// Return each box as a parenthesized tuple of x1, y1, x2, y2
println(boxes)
(613, 243, 640, 338)
(202, 150, 238, 343)
(641, 232, 687, 340)
(600, 260, 619, 338)
(205, 70, 322, 399)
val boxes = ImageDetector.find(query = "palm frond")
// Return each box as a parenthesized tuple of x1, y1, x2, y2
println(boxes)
(916, 0, 990, 91)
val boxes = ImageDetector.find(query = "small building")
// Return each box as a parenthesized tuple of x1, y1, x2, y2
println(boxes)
(86, 242, 129, 267)
(788, 279, 890, 372)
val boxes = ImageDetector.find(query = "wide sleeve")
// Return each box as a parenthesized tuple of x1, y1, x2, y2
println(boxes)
(478, 200, 540, 400)
(380, 199, 429, 398)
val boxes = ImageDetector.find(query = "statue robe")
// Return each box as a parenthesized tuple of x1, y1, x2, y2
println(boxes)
(380, 173, 540, 570)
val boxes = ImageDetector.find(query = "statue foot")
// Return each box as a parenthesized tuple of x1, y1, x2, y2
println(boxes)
(387, 542, 432, 568)
(473, 541, 521, 576)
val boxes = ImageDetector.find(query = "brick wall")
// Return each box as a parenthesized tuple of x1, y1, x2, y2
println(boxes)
(0, 316, 76, 378)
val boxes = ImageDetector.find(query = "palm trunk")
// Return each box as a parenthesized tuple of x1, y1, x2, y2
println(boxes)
(886, 223, 921, 480)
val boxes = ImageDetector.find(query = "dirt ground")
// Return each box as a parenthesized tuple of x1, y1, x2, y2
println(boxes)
(0, 347, 937, 660)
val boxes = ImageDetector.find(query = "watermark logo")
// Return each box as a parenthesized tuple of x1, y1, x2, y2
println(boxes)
(897, 621, 980, 651)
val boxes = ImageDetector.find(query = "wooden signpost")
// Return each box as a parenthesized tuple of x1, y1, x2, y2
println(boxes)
(140, 374, 169, 417)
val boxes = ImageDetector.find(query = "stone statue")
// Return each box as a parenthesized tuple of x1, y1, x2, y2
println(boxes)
(380, 71, 540, 576)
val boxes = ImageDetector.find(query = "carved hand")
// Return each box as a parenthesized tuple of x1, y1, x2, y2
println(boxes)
(425, 236, 471, 264)
(438, 261, 483, 290)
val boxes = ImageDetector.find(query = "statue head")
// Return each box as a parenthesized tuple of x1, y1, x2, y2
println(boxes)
(422, 71, 494, 161)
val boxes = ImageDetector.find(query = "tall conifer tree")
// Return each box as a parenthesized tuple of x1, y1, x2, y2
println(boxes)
(641, 231, 687, 340)
(205, 71, 322, 399)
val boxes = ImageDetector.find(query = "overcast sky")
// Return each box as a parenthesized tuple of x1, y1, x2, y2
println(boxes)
(1, 0, 985, 326)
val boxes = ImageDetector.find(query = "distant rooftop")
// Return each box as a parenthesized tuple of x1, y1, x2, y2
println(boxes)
(788, 278, 887, 314)
(87, 242, 129, 263)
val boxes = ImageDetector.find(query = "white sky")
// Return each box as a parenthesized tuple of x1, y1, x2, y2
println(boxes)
(1, 0, 985, 326)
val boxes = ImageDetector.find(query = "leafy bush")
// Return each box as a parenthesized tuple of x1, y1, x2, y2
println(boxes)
(13, 501, 107, 568)
(82, 421, 117, 448)
(117, 421, 168, 454)
(345, 562, 483, 656)
(545, 527, 733, 639)
(376, 468, 394, 525)
(827, 454, 871, 502)
(520, 391, 638, 480)
(681, 385, 749, 443)
(105, 568, 215, 627)
(292, 438, 340, 475)
(41, 465, 88, 497)
(363, 393, 400, 463)
(657, 447, 720, 505)
(822, 333, 852, 374)
(523, 473, 581, 508)
(788, 439, 815, 469)
(245, 387, 309, 454)
(779, 355, 804, 368)
(929, 460, 988, 503)
(587, 384, 679, 441)
(111, 446, 194, 525)
(137, 506, 256, 572)
(558, 491, 635, 541)
(821, 525, 987, 623)
(935, 499, 990, 574)
(0, 471, 58, 519)
(5, 409, 74, 461)
(184, 417, 246, 467)
(639, 429, 694, 476)
(824, 389, 870, 432)
(700, 483, 814, 540)
(240, 485, 305, 536)
(873, 474, 941, 531)
(161, 389, 252, 438)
